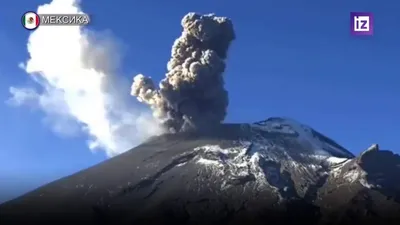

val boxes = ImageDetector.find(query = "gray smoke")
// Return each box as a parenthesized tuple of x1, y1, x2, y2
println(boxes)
(131, 12, 235, 132)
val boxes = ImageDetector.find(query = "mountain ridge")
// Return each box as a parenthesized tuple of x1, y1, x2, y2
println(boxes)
(1, 117, 399, 225)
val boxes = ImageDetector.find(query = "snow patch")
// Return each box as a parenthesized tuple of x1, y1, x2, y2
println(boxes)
(251, 117, 352, 159)
(326, 157, 349, 165)
(251, 120, 297, 135)
(359, 178, 374, 189)
(194, 144, 271, 189)
(282, 118, 350, 157)
(176, 162, 187, 167)
(343, 169, 360, 183)
(358, 170, 375, 189)
(330, 163, 347, 178)
(197, 158, 222, 166)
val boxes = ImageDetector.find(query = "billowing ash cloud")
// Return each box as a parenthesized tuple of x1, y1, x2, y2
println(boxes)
(131, 13, 235, 132)
(8, 0, 163, 156)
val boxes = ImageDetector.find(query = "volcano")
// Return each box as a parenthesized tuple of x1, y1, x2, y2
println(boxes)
(1, 117, 399, 225)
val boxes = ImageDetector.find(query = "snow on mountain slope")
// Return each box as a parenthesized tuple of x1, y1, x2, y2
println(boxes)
(193, 117, 355, 198)
(250, 117, 354, 158)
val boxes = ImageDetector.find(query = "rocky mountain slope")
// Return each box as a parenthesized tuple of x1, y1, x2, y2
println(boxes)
(1, 117, 399, 225)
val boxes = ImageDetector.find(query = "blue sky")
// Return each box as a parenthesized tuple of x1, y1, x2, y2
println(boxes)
(0, 0, 398, 203)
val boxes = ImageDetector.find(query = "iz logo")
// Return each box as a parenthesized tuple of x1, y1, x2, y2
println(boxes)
(354, 16, 369, 31)
(350, 12, 374, 36)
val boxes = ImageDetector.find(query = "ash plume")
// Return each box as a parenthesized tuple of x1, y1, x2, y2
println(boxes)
(131, 13, 235, 133)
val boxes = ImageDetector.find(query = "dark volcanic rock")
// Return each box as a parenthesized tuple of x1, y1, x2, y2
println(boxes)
(1, 117, 399, 225)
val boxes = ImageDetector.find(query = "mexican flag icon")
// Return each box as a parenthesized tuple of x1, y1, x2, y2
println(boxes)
(22, 11, 40, 30)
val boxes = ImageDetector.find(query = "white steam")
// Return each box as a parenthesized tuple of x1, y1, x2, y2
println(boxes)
(8, 0, 163, 156)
